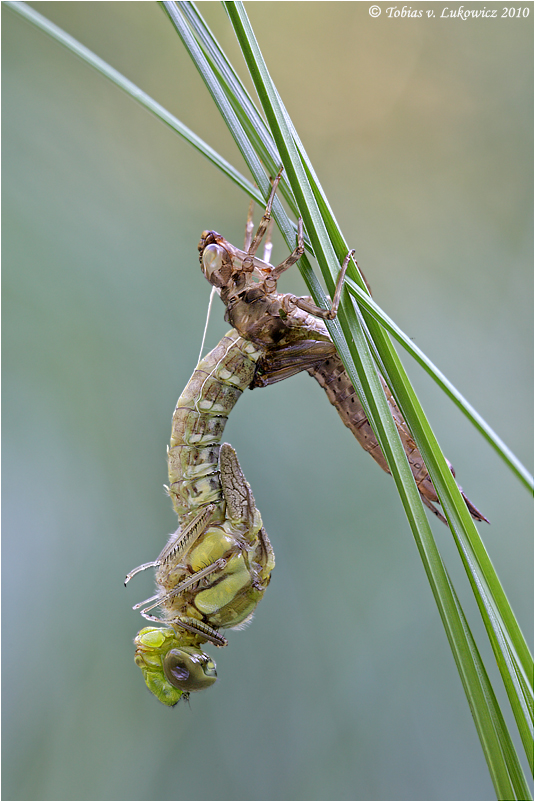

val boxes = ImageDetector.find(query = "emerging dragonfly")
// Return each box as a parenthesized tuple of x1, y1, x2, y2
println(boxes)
(128, 170, 486, 707)
(198, 169, 487, 525)
(126, 333, 274, 706)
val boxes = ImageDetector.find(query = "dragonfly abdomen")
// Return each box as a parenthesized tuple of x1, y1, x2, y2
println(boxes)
(167, 331, 262, 518)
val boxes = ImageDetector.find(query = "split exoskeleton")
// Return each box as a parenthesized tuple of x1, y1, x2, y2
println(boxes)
(199, 170, 488, 526)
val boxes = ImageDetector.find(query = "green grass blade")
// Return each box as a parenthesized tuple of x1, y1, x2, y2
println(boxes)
(289, 112, 534, 758)
(4, 0, 261, 203)
(176, 3, 284, 190)
(222, 7, 534, 762)
(159, 3, 286, 222)
(223, 2, 532, 793)
(303, 150, 535, 763)
(338, 287, 524, 798)
(295, 72, 535, 773)
(450, 579, 533, 799)
(371, 317, 534, 770)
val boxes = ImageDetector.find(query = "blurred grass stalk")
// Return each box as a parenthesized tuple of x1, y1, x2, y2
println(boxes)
(7, 1, 533, 797)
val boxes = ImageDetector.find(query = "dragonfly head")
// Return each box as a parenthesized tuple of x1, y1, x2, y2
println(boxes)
(199, 231, 267, 298)
(134, 627, 217, 706)
(199, 231, 234, 291)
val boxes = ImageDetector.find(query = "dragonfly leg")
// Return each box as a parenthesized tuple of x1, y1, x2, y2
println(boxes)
(172, 617, 228, 647)
(126, 504, 216, 590)
(137, 611, 169, 626)
(285, 249, 355, 321)
(269, 217, 305, 281)
(242, 168, 283, 271)
(244, 196, 274, 261)
(124, 559, 159, 586)
(135, 613, 228, 647)
(138, 558, 227, 615)
(420, 493, 448, 524)
(156, 504, 216, 569)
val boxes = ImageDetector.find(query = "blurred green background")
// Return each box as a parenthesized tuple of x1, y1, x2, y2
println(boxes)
(3, 2, 533, 800)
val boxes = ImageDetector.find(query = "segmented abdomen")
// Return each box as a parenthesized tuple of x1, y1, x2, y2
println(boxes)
(167, 330, 262, 519)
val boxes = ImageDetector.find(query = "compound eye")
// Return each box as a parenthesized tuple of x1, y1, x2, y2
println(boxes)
(163, 648, 217, 692)
(202, 244, 225, 282)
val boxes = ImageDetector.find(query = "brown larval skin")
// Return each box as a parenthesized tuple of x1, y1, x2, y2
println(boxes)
(198, 222, 488, 526)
